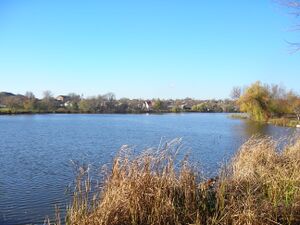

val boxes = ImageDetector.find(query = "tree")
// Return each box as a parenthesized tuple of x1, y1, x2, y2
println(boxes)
(41, 90, 57, 112)
(116, 98, 129, 113)
(267, 84, 289, 117)
(4, 96, 23, 112)
(230, 86, 241, 100)
(171, 105, 181, 113)
(103, 92, 116, 112)
(153, 99, 163, 111)
(79, 99, 93, 113)
(23, 91, 36, 111)
(25, 91, 35, 100)
(287, 91, 300, 120)
(68, 93, 81, 111)
(238, 81, 272, 121)
(43, 90, 53, 100)
(292, 100, 300, 120)
(192, 103, 208, 112)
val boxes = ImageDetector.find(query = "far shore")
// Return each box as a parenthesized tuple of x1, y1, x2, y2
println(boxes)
(1, 110, 299, 128)
(0, 110, 234, 115)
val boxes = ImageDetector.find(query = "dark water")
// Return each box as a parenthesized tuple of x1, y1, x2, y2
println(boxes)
(0, 113, 297, 225)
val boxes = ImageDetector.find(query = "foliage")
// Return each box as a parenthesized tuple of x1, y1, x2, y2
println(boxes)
(287, 92, 300, 120)
(238, 81, 272, 121)
(0, 91, 238, 114)
(237, 81, 300, 122)
(152, 99, 164, 111)
(171, 105, 181, 113)
(192, 103, 208, 112)
(269, 118, 299, 127)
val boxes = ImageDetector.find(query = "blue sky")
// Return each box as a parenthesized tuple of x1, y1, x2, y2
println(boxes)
(0, 0, 299, 99)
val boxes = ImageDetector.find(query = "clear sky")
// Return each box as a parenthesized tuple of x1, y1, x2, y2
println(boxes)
(0, 0, 299, 99)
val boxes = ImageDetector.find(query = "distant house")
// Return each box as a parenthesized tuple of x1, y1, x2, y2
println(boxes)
(56, 95, 70, 102)
(56, 95, 71, 107)
(180, 103, 192, 110)
(143, 100, 153, 111)
(0, 104, 6, 108)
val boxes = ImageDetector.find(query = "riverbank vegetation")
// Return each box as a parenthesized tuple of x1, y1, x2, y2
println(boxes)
(47, 137, 300, 225)
(1, 81, 299, 127)
(234, 81, 300, 127)
(0, 91, 236, 114)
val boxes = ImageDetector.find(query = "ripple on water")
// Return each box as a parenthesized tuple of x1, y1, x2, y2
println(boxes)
(0, 113, 297, 225)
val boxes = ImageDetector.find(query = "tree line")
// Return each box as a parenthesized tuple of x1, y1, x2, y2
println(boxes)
(2, 82, 299, 119)
(0, 91, 237, 114)
(234, 81, 300, 122)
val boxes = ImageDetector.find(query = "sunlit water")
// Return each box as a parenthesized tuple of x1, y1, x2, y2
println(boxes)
(0, 113, 298, 225)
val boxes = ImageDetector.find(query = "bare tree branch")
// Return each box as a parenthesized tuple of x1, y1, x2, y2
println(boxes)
(277, 1, 300, 52)
(285, 40, 300, 53)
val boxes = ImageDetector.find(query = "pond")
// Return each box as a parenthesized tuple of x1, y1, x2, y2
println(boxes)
(0, 113, 297, 225)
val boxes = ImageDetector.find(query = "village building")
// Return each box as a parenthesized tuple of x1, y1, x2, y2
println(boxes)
(142, 100, 153, 111)
(56, 95, 71, 103)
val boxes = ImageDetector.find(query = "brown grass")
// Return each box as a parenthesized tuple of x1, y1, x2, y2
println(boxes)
(47, 137, 300, 225)
(268, 118, 299, 127)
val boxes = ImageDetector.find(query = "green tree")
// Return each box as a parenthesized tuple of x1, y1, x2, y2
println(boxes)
(192, 103, 207, 112)
(238, 81, 272, 121)
(171, 105, 181, 113)
(153, 99, 163, 111)
(79, 99, 94, 113)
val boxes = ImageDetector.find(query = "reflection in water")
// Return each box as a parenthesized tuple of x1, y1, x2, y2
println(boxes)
(235, 119, 299, 150)
(242, 120, 270, 137)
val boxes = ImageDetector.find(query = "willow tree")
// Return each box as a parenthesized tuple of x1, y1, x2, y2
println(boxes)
(238, 81, 272, 121)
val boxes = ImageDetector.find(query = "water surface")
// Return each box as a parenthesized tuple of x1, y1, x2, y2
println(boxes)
(0, 113, 297, 225)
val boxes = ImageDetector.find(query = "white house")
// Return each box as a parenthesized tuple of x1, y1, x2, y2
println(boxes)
(143, 100, 153, 111)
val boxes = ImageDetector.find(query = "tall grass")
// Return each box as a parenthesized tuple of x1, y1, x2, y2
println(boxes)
(47, 137, 300, 225)
(221, 137, 300, 225)
(268, 118, 299, 127)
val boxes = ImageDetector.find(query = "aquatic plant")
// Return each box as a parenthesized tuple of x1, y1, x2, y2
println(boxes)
(47, 137, 300, 225)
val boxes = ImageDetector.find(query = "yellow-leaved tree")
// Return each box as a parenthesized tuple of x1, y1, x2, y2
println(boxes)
(238, 81, 272, 121)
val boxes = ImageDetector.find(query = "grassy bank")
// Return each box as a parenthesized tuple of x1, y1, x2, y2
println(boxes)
(268, 118, 299, 128)
(47, 137, 300, 225)
(229, 113, 249, 120)
(229, 113, 300, 128)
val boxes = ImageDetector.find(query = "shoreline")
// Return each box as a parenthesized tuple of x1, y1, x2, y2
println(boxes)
(229, 113, 300, 128)
(0, 111, 234, 115)
(2, 111, 299, 128)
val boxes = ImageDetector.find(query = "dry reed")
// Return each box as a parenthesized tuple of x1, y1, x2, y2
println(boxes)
(47, 136, 300, 225)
